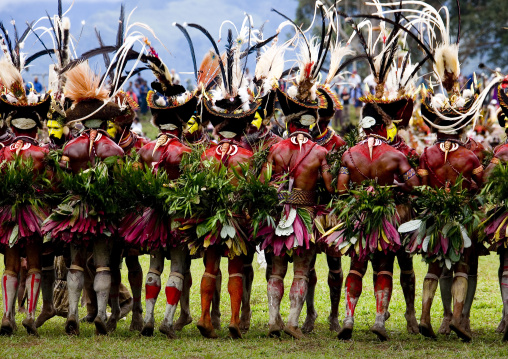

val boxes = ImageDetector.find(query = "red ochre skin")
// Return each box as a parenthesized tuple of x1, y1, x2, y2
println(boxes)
(62, 129, 124, 174)
(464, 137, 486, 164)
(241, 125, 282, 153)
(391, 135, 418, 158)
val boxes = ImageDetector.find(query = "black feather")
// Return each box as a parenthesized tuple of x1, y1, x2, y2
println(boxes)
(187, 23, 228, 93)
(58, 0, 63, 19)
(94, 28, 111, 70)
(339, 13, 376, 76)
(271, 8, 312, 63)
(245, 33, 278, 56)
(24, 49, 56, 66)
(402, 54, 429, 88)
(314, 3, 326, 77)
(226, 29, 234, 94)
(399, 50, 410, 89)
(117, 4, 125, 49)
(333, 54, 369, 78)
(0, 22, 13, 62)
(17, 22, 33, 46)
(174, 23, 198, 82)
(25, 21, 55, 65)
(456, 0, 461, 45)
(61, 26, 70, 67)
(313, 9, 336, 78)
(281, 67, 299, 78)
(80, 45, 117, 61)
(46, 11, 60, 51)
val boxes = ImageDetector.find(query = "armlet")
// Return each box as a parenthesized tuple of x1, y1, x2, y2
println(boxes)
(417, 168, 428, 177)
(403, 168, 416, 182)
(472, 165, 484, 175)
(339, 166, 349, 175)
(61, 155, 70, 163)
(491, 157, 500, 165)
(321, 163, 331, 172)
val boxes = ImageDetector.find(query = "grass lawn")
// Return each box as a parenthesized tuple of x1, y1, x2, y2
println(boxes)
(0, 252, 507, 358)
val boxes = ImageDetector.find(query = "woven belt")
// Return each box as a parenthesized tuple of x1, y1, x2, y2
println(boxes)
(278, 188, 316, 206)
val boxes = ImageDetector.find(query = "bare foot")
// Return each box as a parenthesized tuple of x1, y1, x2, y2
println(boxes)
(419, 321, 437, 339)
(94, 316, 108, 336)
(496, 317, 507, 334)
(301, 310, 318, 334)
(211, 311, 221, 331)
(174, 313, 192, 331)
(284, 325, 304, 339)
(65, 315, 80, 336)
(228, 323, 243, 339)
(0, 316, 13, 336)
(129, 310, 143, 332)
(141, 321, 154, 337)
(328, 315, 341, 333)
(35, 304, 56, 328)
(159, 322, 177, 339)
(106, 314, 119, 333)
(22, 318, 39, 337)
(80, 312, 97, 324)
(268, 323, 282, 338)
(370, 322, 388, 341)
(449, 318, 471, 342)
(337, 321, 353, 340)
(197, 319, 218, 339)
(239, 308, 251, 333)
(405, 312, 419, 334)
(438, 315, 452, 335)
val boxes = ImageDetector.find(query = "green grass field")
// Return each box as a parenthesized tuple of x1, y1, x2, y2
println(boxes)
(0, 253, 507, 358)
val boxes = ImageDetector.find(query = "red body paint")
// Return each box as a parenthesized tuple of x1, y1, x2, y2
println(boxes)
(165, 286, 182, 306)
(145, 284, 161, 300)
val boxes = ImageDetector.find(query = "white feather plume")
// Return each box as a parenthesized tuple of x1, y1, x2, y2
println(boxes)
(434, 43, 459, 82)
(325, 43, 354, 85)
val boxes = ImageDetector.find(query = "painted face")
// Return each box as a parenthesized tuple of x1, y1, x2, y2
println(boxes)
(186, 116, 199, 134)
(387, 123, 397, 142)
(47, 120, 63, 139)
(251, 111, 263, 130)
(107, 121, 118, 138)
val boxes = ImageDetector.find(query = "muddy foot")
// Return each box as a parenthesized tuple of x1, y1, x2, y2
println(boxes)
(159, 323, 177, 339)
(405, 312, 419, 334)
(174, 313, 192, 331)
(328, 315, 341, 333)
(197, 319, 218, 339)
(35, 306, 56, 328)
(284, 325, 304, 339)
(239, 308, 251, 333)
(65, 315, 80, 336)
(449, 318, 471, 342)
(211, 312, 221, 331)
(268, 323, 282, 338)
(80, 312, 97, 324)
(94, 316, 108, 336)
(370, 323, 388, 341)
(0, 317, 13, 336)
(22, 318, 39, 337)
(229, 323, 243, 339)
(419, 321, 437, 339)
(141, 321, 154, 337)
(337, 319, 353, 340)
(438, 315, 451, 335)
(106, 315, 118, 333)
(301, 310, 318, 334)
(129, 310, 143, 332)
(496, 317, 507, 334)
(462, 317, 471, 337)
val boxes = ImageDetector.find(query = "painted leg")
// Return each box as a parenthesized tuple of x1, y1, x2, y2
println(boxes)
(126, 255, 143, 332)
(197, 246, 220, 339)
(22, 269, 41, 336)
(285, 249, 314, 339)
(159, 246, 187, 339)
(106, 247, 122, 333)
(338, 258, 367, 340)
(239, 251, 254, 333)
(449, 273, 470, 341)
(327, 255, 343, 332)
(35, 252, 56, 328)
(174, 256, 192, 331)
(1, 270, 18, 336)
(141, 249, 164, 337)
(17, 263, 27, 314)
(370, 253, 394, 341)
(93, 240, 112, 335)
(419, 264, 441, 339)
(228, 256, 244, 339)
(397, 251, 418, 334)
(302, 254, 318, 334)
(438, 268, 453, 335)
(267, 255, 287, 338)
(65, 245, 86, 335)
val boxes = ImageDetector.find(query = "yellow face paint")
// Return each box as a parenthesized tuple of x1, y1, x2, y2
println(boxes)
(187, 116, 199, 134)
(47, 120, 63, 139)
(107, 121, 118, 138)
(309, 123, 316, 131)
(251, 111, 263, 130)
(387, 123, 397, 142)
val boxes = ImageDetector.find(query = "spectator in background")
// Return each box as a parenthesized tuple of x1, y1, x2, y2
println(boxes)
(352, 84, 363, 121)
(349, 70, 362, 88)
(170, 69, 180, 85)
(33, 76, 43, 93)
(126, 87, 138, 110)
(139, 80, 149, 114)
(131, 117, 143, 135)
(340, 86, 351, 127)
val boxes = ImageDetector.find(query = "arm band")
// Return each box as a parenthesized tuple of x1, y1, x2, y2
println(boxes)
(339, 166, 349, 175)
(472, 165, 484, 175)
(321, 163, 331, 172)
(417, 168, 428, 177)
(491, 157, 500, 164)
(403, 168, 416, 182)
(61, 155, 70, 163)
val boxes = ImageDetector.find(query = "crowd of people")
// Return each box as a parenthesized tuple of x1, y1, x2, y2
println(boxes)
(1, 0, 508, 345)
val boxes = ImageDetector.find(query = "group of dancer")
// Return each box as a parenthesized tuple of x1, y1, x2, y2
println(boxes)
(1, 0, 508, 343)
